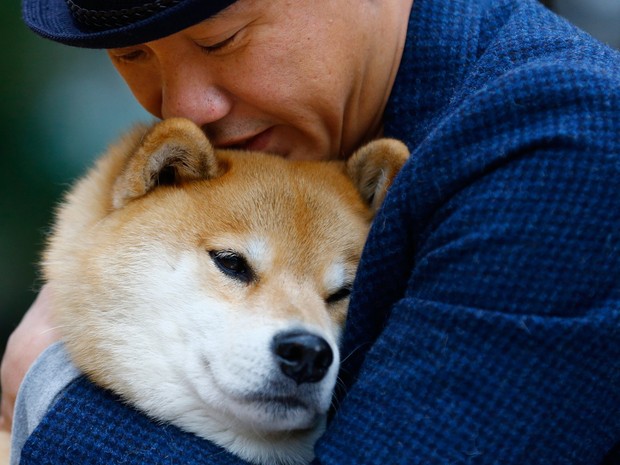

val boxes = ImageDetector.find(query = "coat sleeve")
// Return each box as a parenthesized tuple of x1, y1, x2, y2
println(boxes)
(313, 63, 620, 465)
(19, 375, 249, 465)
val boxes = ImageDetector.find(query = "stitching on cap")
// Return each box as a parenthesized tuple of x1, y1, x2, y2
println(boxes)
(66, 0, 182, 29)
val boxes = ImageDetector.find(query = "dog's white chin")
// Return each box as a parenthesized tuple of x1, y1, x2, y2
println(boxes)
(183, 360, 334, 464)
(165, 388, 327, 465)
(188, 372, 332, 435)
(123, 379, 326, 465)
(212, 415, 326, 465)
(227, 394, 324, 433)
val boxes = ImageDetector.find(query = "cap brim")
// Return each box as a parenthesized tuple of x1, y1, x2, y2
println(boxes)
(22, 0, 234, 48)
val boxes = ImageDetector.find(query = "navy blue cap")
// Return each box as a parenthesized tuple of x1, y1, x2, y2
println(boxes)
(22, 0, 237, 49)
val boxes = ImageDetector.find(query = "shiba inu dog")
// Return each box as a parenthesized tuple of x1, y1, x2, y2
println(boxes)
(38, 118, 409, 464)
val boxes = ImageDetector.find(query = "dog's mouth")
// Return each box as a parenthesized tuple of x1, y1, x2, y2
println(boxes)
(196, 355, 327, 432)
(228, 378, 319, 416)
(241, 392, 309, 410)
(199, 355, 320, 408)
(236, 391, 323, 433)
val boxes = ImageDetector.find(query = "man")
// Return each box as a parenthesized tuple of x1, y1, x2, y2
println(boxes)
(3, 0, 620, 463)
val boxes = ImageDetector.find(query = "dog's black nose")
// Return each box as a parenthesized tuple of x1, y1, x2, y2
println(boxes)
(272, 331, 334, 385)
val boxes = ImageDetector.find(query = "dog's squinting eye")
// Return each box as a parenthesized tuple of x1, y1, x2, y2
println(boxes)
(209, 250, 255, 284)
(326, 286, 352, 304)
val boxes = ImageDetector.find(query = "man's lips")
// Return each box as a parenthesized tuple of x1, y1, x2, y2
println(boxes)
(217, 127, 274, 152)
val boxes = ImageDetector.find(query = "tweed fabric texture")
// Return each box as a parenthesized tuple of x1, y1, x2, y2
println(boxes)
(20, 377, 242, 465)
(20, 0, 620, 463)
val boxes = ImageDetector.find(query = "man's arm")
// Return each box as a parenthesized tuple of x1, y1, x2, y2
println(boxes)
(10, 342, 80, 465)
(315, 56, 620, 463)
(0, 286, 60, 433)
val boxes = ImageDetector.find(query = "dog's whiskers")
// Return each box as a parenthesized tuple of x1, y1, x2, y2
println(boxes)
(338, 341, 370, 365)
(329, 377, 348, 412)
(38, 325, 68, 335)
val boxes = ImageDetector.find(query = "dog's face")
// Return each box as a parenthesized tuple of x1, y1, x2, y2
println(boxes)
(45, 118, 409, 464)
(96, 153, 368, 434)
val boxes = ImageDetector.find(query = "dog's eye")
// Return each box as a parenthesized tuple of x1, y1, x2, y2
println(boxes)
(326, 286, 352, 304)
(209, 250, 254, 284)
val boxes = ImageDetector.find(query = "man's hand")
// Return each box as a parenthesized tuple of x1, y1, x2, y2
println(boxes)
(0, 286, 60, 432)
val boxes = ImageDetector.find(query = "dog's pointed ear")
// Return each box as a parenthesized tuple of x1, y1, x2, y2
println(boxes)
(112, 118, 220, 209)
(346, 138, 409, 213)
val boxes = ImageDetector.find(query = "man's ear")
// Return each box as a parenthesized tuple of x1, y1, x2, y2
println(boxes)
(346, 138, 409, 213)
(112, 118, 221, 209)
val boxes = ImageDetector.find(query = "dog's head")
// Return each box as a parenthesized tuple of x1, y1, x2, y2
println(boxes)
(46, 118, 408, 464)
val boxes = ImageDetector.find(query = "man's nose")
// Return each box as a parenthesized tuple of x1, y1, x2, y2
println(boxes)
(160, 70, 232, 126)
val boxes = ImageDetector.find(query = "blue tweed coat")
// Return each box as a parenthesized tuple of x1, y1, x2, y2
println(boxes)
(20, 0, 620, 463)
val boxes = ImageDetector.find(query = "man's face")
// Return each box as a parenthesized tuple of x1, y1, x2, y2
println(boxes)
(108, 0, 395, 161)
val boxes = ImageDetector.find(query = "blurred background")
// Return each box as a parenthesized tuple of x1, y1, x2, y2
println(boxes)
(1, 0, 619, 377)
(0, 2, 151, 364)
